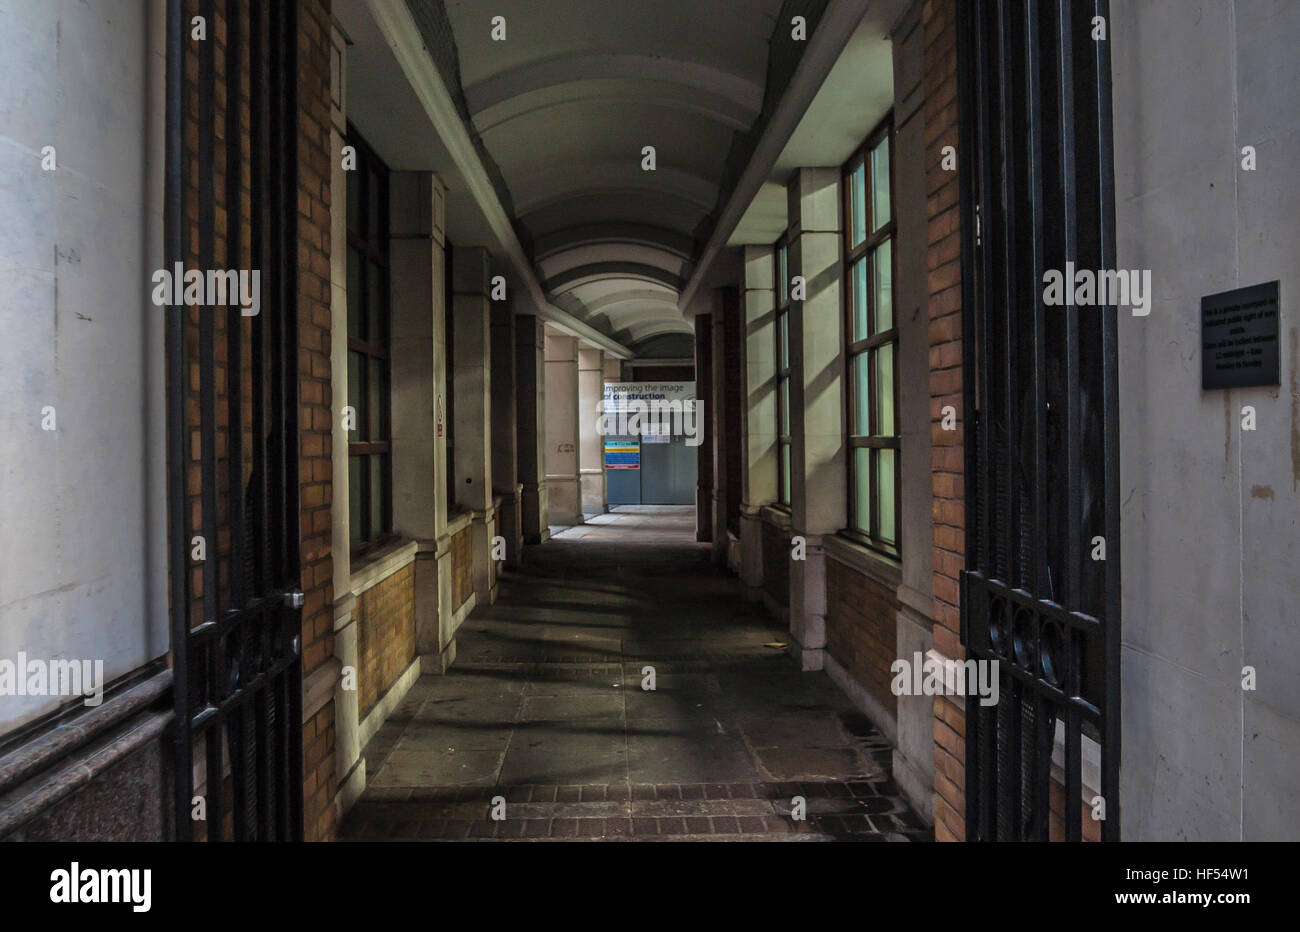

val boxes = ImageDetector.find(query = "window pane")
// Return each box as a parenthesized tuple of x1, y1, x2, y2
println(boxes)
(876, 342, 895, 437)
(873, 238, 893, 333)
(348, 454, 362, 548)
(779, 311, 789, 370)
(850, 161, 867, 247)
(367, 260, 385, 344)
(368, 360, 384, 441)
(347, 351, 363, 442)
(347, 161, 360, 235)
(370, 455, 385, 536)
(852, 353, 871, 436)
(347, 248, 362, 339)
(878, 448, 896, 544)
(781, 442, 791, 504)
(853, 447, 871, 533)
(367, 168, 381, 241)
(852, 258, 869, 341)
(783, 378, 792, 438)
(871, 137, 890, 231)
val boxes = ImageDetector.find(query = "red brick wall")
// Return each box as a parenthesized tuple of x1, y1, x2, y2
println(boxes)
(296, 0, 337, 843)
(825, 560, 899, 715)
(355, 563, 416, 719)
(924, 0, 966, 843)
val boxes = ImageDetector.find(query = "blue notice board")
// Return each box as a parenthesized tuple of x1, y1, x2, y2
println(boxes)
(604, 439, 640, 469)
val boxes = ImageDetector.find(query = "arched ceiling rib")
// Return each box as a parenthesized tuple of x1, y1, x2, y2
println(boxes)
(440, 0, 788, 354)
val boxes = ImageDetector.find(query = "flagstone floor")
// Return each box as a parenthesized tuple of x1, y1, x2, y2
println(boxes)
(340, 506, 930, 841)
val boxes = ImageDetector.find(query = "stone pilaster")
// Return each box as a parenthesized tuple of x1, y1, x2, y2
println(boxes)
(451, 247, 496, 608)
(739, 245, 777, 599)
(578, 346, 607, 516)
(543, 330, 582, 526)
(786, 167, 845, 671)
(516, 316, 549, 543)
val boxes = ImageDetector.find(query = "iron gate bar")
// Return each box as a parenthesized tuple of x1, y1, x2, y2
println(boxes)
(225, 0, 251, 842)
(1021, 0, 1052, 840)
(1091, 0, 1123, 840)
(165, 0, 192, 844)
(275, 0, 305, 842)
(249, 0, 272, 840)
(957, 0, 1120, 842)
(167, 0, 304, 842)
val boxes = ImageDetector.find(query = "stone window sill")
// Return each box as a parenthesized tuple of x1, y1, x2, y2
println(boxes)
(759, 504, 792, 531)
(824, 532, 902, 591)
(349, 538, 418, 596)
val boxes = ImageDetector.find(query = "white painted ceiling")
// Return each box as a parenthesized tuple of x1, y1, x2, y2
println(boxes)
(443, 0, 785, 352)
(728, 2, 900, 246)
(338, 0, 900, 356)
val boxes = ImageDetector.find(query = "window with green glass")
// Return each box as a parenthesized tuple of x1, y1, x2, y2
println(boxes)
(774, 237, 792, 506)
(843, 119, 898, 552)
(345, 126, 393, 558)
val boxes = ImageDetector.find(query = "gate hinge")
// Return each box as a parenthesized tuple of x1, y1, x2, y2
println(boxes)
(974, 204, 981, 246)
(284, 590, 305, 609)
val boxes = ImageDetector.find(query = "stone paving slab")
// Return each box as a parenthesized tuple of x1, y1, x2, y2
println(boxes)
(341, 506, 931, 843)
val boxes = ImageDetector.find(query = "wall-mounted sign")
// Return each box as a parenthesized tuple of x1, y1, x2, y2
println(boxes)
(600, 381, 700, 446)
(604, 439, 640, 469)
(1202, 281, 1280, 389)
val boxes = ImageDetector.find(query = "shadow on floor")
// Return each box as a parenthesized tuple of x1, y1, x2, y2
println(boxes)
(341, 506, 931, 842)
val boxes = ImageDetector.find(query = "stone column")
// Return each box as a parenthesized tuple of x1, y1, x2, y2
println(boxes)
(327, 22, 363, 812)
(544, 330, 582, 526)
(740, 245, 777, 600)
(578, 346, 607, 517)
(786, 167, 845, 671)
(711, 294, 730, 566)
(451, 247, 495, 608)
(388, 171, 453, 672)
(491, 295, 522, 566)
(694, 314, 713, 542)
(516, 316, 549, 543)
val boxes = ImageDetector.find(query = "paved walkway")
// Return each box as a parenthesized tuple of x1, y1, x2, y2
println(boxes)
(341, 506, 929, 841)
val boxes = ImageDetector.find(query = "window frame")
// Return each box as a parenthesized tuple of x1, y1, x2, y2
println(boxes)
(841, 115, 900, 556)
(345, 125, 395, 560)
(773, 235, 792, 508)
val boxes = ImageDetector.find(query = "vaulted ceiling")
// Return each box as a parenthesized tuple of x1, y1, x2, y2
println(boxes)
(440, 0, 788, 355)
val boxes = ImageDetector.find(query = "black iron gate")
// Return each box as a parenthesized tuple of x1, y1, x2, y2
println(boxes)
(956, 0, 1121, 841)
(165, 0, 304, 841)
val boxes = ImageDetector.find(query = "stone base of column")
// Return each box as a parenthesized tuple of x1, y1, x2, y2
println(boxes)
(419, 639, 458, 674)
(546, 475, 582, 526)
(738, 509, 764, 599)
(579, 468, 606, 517)
(470, 505, 496, 608)
(521, 479, 549, 544)
(695, 482, 712, 541)
(332, 592, 362, 819)
(413, 546, 441, 657)
(335, 756, 366, 823)
(495, 483, 524, 566)
(711, 490, 727, 566)
(788, 536, 828, 672)
(435, 534, 456, 657)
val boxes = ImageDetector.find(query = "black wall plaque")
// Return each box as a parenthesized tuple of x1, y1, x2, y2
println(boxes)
(1201, 280, 1281, 390)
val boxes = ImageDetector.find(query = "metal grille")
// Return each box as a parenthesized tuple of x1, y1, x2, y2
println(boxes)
(165, 0, 304, 842)
(956, 0, 1121, 842)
